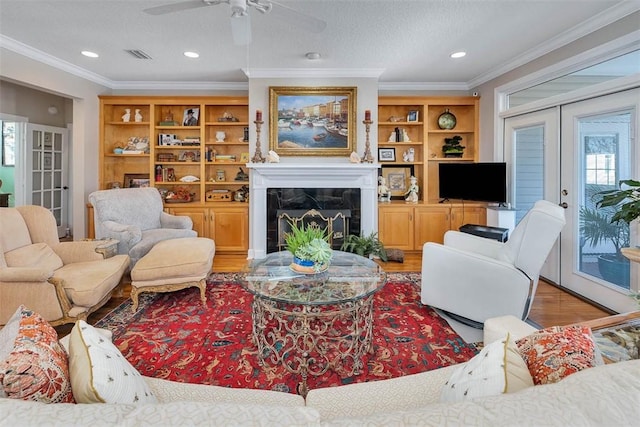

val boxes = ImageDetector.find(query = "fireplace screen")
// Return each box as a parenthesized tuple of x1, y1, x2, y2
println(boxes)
(277, 209, 350, 252)
(267, 187, 360, 253)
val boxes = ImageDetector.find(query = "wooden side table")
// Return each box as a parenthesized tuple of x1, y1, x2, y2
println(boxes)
(621, 247, 640, 263)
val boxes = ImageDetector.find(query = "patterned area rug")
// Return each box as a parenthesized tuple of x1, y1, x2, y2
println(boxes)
(95, 272, 477, 394)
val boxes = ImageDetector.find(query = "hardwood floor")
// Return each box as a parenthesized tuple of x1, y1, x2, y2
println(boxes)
(56, 252, 611, 337)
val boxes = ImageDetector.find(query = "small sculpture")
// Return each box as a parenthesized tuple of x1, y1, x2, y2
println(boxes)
(378, 176, 391, 202)
(403, 147, 415, 162)
(402, 129, 411, 142)
(267, 150, 280, 163)
(404, 176, 419, 203)
(350, 151, 361, 163)
(215, 131, 226, 142)
(134, 109, 142, 122)
(388, 131, 396, 142)
(122, 108, 131, 122)
(234, 167, 249, 181)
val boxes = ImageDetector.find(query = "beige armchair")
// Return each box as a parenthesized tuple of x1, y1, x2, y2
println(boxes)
(0, 205, 130, 326)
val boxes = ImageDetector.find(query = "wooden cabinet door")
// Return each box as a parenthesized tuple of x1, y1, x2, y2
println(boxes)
(414, 207, 451, 246)
(166, 207, 208, 237)
(450, 207, 486, 231)
(210, 207, 249, 252)
(378, 206, 414, 250)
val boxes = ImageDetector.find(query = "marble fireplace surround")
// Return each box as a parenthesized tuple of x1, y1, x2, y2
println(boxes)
(247, 162, 380, 259)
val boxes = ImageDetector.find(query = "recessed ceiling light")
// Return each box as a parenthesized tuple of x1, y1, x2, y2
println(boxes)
(184, 51, 200, 58)
(450, 51, 467, 59)
(81, 51, 99, 58)
(305, 52, 321, 60)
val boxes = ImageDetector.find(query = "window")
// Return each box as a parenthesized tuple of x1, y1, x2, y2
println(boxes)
(584, 135, 618, 186)
(1, 121, 16, 166)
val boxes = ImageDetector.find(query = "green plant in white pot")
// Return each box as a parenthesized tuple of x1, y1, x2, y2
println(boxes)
(284, 222, 332, 273)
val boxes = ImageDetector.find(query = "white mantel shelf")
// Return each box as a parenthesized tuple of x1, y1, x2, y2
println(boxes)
(247, 162, 380, 259)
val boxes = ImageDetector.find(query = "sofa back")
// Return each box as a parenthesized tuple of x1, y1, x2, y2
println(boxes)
(89, 188, 164, 237)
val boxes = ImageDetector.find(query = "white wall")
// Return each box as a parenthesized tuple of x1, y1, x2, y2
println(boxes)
(0, 48, 110, 238)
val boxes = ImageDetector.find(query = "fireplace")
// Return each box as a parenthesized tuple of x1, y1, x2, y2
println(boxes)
(247, 163, 379, 259)
(267, 188, 361, 253)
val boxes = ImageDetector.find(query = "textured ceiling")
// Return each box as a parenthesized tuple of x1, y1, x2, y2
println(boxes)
(0, 0, 636, 88)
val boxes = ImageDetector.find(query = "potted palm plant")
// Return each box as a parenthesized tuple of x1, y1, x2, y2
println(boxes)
(284, 222, 333, 273)
(580, 180, 639, 288)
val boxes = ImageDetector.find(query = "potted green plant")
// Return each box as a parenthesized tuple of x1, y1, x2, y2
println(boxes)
(596, 179, 640, 225)
(284, 222, 333, 273)
(580, 181, 637, 288)
(442, 135, 465, 158)
(341, 232, 388, 262)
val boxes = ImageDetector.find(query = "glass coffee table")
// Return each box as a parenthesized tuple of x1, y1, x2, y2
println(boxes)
(241, 250, 386, 396)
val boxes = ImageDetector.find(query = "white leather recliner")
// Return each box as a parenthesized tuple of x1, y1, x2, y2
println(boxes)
(421, 200, 566, 338)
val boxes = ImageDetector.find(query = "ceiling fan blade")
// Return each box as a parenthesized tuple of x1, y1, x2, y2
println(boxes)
(269, 1, 327, 33)
(143, 0, 225, 16)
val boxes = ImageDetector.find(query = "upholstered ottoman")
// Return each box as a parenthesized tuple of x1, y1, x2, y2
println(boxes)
(130, 237, 215, 311)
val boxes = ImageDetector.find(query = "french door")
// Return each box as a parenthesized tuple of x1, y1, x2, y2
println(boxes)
(504, 108, 560, 283)
(560, 89, 639, 313)
(25, 124, 70, 237)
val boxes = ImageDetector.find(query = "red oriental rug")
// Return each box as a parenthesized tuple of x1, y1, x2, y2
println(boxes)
(95, 272, 477, 394)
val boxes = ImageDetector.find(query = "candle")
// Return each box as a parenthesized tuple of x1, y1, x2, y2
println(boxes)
(256, 110, 262, 121)
(365, 110, 371, 121)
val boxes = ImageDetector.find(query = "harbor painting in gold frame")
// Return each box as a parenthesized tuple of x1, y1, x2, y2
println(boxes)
(269, 86, 356, 157)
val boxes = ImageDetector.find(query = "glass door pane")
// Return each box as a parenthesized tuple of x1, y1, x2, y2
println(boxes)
(578, 114, 632, 290)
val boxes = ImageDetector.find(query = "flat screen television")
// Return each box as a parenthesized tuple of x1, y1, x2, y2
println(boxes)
(438, 162, 507, 203)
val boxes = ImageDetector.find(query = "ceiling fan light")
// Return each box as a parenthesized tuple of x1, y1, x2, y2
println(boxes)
(230, 13, 252, 45)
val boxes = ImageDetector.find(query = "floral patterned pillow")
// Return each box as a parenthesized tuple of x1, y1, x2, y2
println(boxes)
(516, 325, 601, 385)
(0, 305, 74, 403)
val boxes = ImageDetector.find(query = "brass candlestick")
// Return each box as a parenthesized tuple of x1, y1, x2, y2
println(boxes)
(252, 120, 266, 163)
(361, 119, 374, 163)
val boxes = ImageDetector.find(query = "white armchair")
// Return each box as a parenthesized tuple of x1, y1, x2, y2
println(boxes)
(421, 200, 566, 337)
(89, 188, 197, 268)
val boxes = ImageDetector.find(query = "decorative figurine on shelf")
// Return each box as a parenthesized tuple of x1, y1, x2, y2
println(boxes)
(122, 109, 131, 122)
(388, 131, 397, 142)
(215, 131, 226, 142)
(234, 167, 249, 181)
(402, 148, 415, 162)
(378, 176, 391, 202)
(350, 151, 361, 163)
(134, 109, 142, 122)
(404, 176, 419, 203)
(267, 150, 280, 163)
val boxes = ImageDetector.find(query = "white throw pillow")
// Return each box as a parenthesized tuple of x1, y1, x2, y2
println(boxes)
(440, 333, 533, 402)
(68, 320, 156, 404)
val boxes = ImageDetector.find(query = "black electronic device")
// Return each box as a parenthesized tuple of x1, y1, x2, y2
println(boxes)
(459, 224, 509, 242)
(438, 162, 507, 204)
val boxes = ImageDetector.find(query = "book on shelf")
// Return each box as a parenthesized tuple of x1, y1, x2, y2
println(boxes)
(159, 121, 179, 126)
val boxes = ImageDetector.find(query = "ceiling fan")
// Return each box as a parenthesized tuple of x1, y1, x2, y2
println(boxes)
(143, 0, 327, 45)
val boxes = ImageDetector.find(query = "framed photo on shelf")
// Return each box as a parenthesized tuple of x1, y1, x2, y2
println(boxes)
(124, 173, 150, 188)
(380, 165, 414, 199)
(378, 147, 396, 162)
(182, 108, 199, 126)
(269, 86, 356, 157)
(407, 110, 419, 122)
(178, 150, 200, 162)
(240, 152, 250, 163)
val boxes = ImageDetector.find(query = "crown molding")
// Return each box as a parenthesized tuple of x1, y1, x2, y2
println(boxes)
(243, 68, 385, 79)
(378, 82, 470, 92)
(0, 35, 113, 88)
(467, 2, 640, 88)
(110, 81, 248, 91)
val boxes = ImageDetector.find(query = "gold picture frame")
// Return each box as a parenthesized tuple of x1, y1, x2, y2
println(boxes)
(269, 86, 357, 157)
(380, 165, 414, 199)
(124, 173, 150, 188)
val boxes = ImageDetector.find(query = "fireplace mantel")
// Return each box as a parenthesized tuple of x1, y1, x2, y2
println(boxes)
(248, 162, 380, 258)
